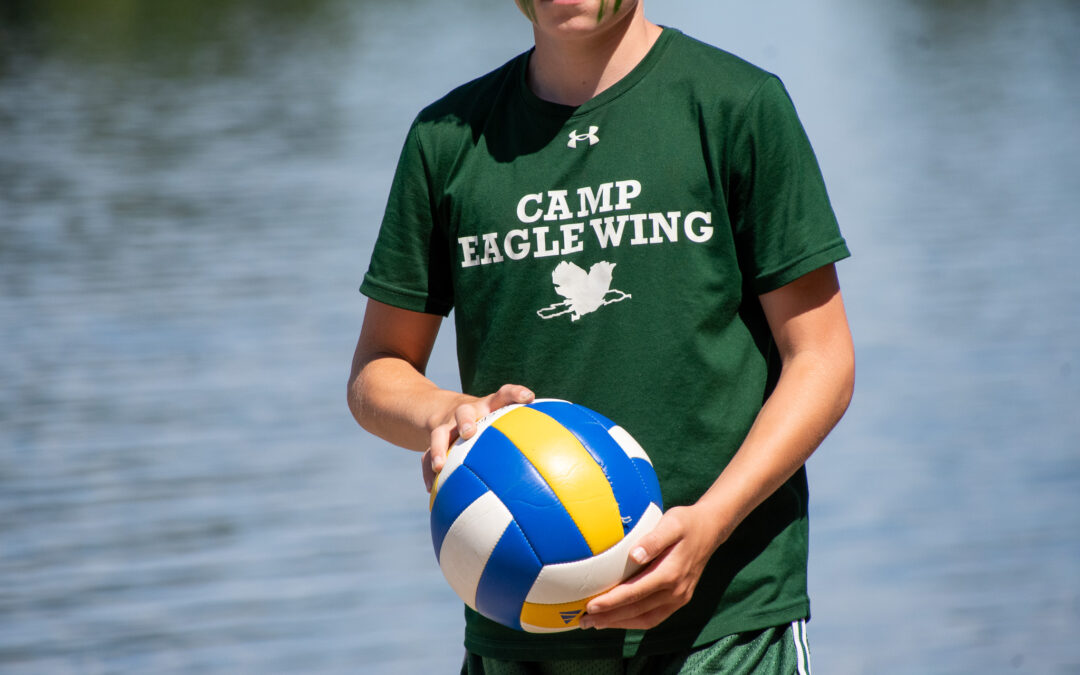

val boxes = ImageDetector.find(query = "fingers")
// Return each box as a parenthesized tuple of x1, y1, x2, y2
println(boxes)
(585, 547, 673, 615)
(425, 419, 460, 492)
(580, 507, 704, 630)
(421, 448, 437, 492)
(453, 402, 481, 441)
(626, 512, 684, 567)
(454, 386, 534, 442)
(490, 383, 536, 408)
(423, 384, 534, 492)
(581, 549, 697, 630)
(581, 592, 678, 630)
(428, 422, 454, 471)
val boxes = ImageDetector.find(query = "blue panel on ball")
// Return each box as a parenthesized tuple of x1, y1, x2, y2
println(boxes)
(474, 521, 543, 631)
(631, 457, 664, 509)
(561, 401, 618, 430)
(463, 426, 592, 564)
(430, 467, 489, 563)
(527, 400, 653, 534)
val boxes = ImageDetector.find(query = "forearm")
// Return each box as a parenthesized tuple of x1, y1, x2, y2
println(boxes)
(696, 346, 854, 547)
(347, 301, 536, 480)
(348, 351, 472, 452)
(581, 346, 853, 630)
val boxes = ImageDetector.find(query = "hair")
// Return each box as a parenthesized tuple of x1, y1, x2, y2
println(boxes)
(516, 0, 537, 22)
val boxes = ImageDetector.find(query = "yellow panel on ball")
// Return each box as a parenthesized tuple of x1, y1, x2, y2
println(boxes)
(492, 406, 623, 555)
(519, 596, 593, 632)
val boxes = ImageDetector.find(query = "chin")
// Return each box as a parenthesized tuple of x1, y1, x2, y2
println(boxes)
(531, 0, 637, 26)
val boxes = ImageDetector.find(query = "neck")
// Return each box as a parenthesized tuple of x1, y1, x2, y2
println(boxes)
(527, 7, 662, 107)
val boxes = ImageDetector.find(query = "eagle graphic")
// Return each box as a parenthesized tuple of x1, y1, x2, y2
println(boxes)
(536, 260, 631, 321)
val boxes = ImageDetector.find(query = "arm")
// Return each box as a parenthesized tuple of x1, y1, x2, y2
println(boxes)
(580, 264, 855, 630)
(347, 299, 534, 489)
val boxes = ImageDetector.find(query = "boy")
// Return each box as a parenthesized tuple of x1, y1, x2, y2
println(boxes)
(348, 1, 854, 672)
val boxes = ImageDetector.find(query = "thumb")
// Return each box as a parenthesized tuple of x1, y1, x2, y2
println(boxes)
(629, 509, 685, 565)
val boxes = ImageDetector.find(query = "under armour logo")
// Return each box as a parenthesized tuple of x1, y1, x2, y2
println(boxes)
(567, 126, 599, 149)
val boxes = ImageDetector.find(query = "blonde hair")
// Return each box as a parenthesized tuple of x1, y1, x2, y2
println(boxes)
(516, 0, 537, 21)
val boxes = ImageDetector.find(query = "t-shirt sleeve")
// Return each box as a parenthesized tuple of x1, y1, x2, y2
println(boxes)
(360, 120, 454, 316)
(727, 76, 849, 295)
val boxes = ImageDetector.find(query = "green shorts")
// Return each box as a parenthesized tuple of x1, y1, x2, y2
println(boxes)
(461, 620, 812, 675)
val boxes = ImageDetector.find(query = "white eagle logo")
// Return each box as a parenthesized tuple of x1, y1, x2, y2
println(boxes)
(536, 260, 631, 321)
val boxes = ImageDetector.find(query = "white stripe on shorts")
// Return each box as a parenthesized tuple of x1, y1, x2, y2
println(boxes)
(791, 619, 811, 675)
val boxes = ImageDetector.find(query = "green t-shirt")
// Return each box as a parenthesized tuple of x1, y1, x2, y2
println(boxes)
(361, 28, 849, 660)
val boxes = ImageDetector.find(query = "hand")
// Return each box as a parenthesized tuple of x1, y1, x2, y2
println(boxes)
(579, 505, 725, 630)
(421, 384, 535, 491)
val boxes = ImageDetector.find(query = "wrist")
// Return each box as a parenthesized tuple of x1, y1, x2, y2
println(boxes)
(690, 485, 747, 552)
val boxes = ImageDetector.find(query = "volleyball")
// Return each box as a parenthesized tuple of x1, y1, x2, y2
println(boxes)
(428, 399, 663, 632)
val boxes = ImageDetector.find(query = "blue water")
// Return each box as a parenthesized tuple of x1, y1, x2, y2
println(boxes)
(1, 1, 1078, 672)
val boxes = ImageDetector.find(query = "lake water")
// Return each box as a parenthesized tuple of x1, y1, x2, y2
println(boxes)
(1, 1, 1078, 673)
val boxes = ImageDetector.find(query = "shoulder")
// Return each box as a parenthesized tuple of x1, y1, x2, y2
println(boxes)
(661, 29, 777, 98)
(651, 28, 810, 151)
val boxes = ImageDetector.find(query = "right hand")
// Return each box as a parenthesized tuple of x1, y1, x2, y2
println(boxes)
(422, 384, 535, 492)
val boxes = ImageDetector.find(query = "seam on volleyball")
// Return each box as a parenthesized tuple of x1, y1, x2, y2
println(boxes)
(626, 459, 655, 512)
(616, 438, 656, 515)
(573, 407, 656, 515)
(461, 465, 544, 566)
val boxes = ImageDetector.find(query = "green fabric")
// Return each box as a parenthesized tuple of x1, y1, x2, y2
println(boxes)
(362, 27, 847, 660)
(460, 621, 811, 675)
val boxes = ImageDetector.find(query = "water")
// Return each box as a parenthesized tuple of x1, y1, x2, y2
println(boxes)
(1, 1, 1077, 672)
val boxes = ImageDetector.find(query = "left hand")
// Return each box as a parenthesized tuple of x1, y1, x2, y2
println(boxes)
(579, 505, 725, 630)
